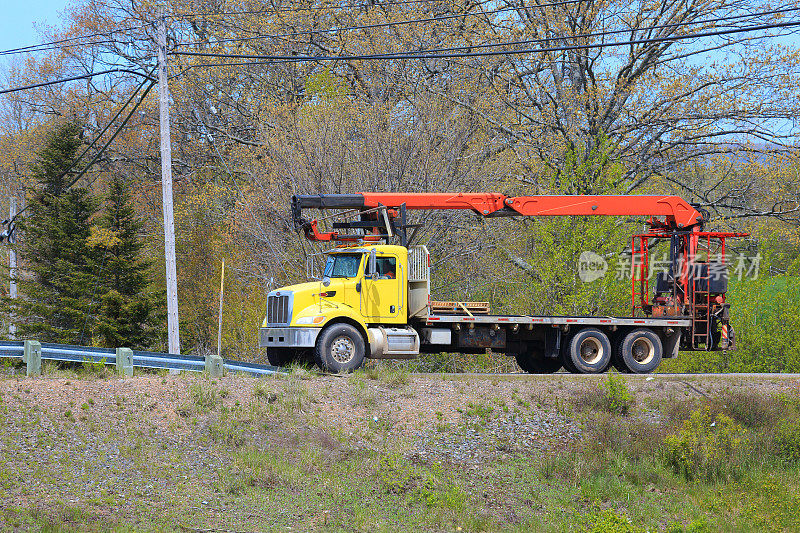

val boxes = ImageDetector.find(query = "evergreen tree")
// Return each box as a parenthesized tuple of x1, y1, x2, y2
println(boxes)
(13, 121, 101, 344)
(93, 174, 162, 348)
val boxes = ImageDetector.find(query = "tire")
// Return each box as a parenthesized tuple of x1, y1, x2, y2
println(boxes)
(610, 333, 631, 373)
(515, 348, 562, 374)
(617, 328, 663, 374)
(564, 328, 612, 374)
(314, 323, 366, 373)
(559, 343, 579, 373)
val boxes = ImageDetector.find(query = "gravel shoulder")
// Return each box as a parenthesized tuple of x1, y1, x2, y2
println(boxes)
(1, 367, 798, 531)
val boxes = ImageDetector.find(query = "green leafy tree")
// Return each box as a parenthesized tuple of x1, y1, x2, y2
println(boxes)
(11, 121, 100, 344)
(91, 174, 163, 348)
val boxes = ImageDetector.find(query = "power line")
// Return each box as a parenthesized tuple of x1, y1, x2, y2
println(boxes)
(170, 18, 800, 64)
(55, 73, 152, 184)
(173, 5, 800, 57)
(169, 0, 490, 19)
(0, 68, 154, 96)
(0, 25, 146, 57)
(0, 40, 119, 57)
(63, 81, 156, 192)
(173, 0, 585, 48)
(8, 79, 156, 225)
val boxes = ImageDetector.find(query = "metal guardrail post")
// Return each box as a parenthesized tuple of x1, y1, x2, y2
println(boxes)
(23, 340, 41, 377)
(207, 354, 224, 378)
(116, 348, 134, 377)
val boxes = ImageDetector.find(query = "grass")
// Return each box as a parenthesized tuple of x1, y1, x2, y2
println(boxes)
(2, 371, 800, 532)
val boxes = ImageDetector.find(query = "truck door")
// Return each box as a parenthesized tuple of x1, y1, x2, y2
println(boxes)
(361, 252, 404, 323)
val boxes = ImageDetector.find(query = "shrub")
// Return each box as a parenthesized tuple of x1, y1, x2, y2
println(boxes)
(574, 373, 635, 415)
(586, 510, 641, 533)
(80, 358, 110, 378)
(664, 406, 745, 481)
(773, 419, 800, 464)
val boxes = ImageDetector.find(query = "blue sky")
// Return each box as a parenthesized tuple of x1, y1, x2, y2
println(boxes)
(0, 0, 68, 52)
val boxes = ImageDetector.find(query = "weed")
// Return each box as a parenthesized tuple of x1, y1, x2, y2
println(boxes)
(350, 377, 377, 408)
(253, 380, 278, 402)
(282, 377, 313, 412)
(80, 403, 89, 411)
(582, 411, 667, 463)
(462, 401, 494, 422)
(218, 448, 297, 494)
(664, 405, 745, 481)
(710, 390, 782, 428)
(513, 393, 531, 409)
(209, 410, 247, 447)
(379, 367, 410, 389)
(661, 398, 696, 425)
(189, 382, 220, 413)
(377, 454, 417, 494)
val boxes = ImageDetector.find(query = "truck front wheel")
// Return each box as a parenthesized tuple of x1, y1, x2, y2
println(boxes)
(315, 323, 366, 373)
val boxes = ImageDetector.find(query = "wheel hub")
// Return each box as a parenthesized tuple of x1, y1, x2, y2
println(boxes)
(331, 336, 356, 363)
(631, 337, 654, 365)
(579, 338, 603, 365)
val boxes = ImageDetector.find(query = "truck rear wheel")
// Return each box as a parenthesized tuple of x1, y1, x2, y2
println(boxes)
(315, 323, 366, 373)
(515, 349, 562, 374)
(617, 328, 662, 373)
(564, 328, 612, 374)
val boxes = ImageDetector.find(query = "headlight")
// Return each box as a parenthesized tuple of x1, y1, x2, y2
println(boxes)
(295, 315, 327, 325)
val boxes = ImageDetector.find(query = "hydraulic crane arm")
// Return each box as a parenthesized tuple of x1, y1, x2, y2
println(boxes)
(292, 192, 706, 242)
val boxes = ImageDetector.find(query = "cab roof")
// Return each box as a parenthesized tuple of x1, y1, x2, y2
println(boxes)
(327, 244, 407, 255)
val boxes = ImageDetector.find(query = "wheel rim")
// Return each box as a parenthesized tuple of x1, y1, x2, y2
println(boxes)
(631, 337, 655, 365)
(330, 335, 356, 364)
(579, 337, 604, 365)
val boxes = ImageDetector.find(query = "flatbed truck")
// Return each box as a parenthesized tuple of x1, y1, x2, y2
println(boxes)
(259, 193, 745, 374)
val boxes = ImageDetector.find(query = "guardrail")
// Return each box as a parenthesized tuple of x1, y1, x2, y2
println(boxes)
(0, 340, 281, 377)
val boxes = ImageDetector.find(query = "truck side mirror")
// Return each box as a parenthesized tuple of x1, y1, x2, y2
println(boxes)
(355, 281, 361, 293)
(368, 249, 377, 280)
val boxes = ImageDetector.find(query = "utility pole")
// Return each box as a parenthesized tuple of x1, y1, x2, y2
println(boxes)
(157, 12, 181, 354)
(8, 196, 17, 338)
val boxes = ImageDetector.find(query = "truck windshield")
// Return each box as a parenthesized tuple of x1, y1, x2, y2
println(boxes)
(323, 254, 362, 278)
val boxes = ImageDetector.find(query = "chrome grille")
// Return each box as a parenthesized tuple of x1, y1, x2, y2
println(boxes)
(267, 294, 290, 325)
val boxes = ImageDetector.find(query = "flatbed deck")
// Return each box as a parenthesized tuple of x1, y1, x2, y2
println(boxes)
(422, 314, 692, 327)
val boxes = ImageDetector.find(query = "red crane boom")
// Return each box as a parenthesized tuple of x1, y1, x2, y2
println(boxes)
(291, 192, 705, 242)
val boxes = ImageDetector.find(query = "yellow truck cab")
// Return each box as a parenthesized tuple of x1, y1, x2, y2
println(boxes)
(260, 244, 428, 372)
